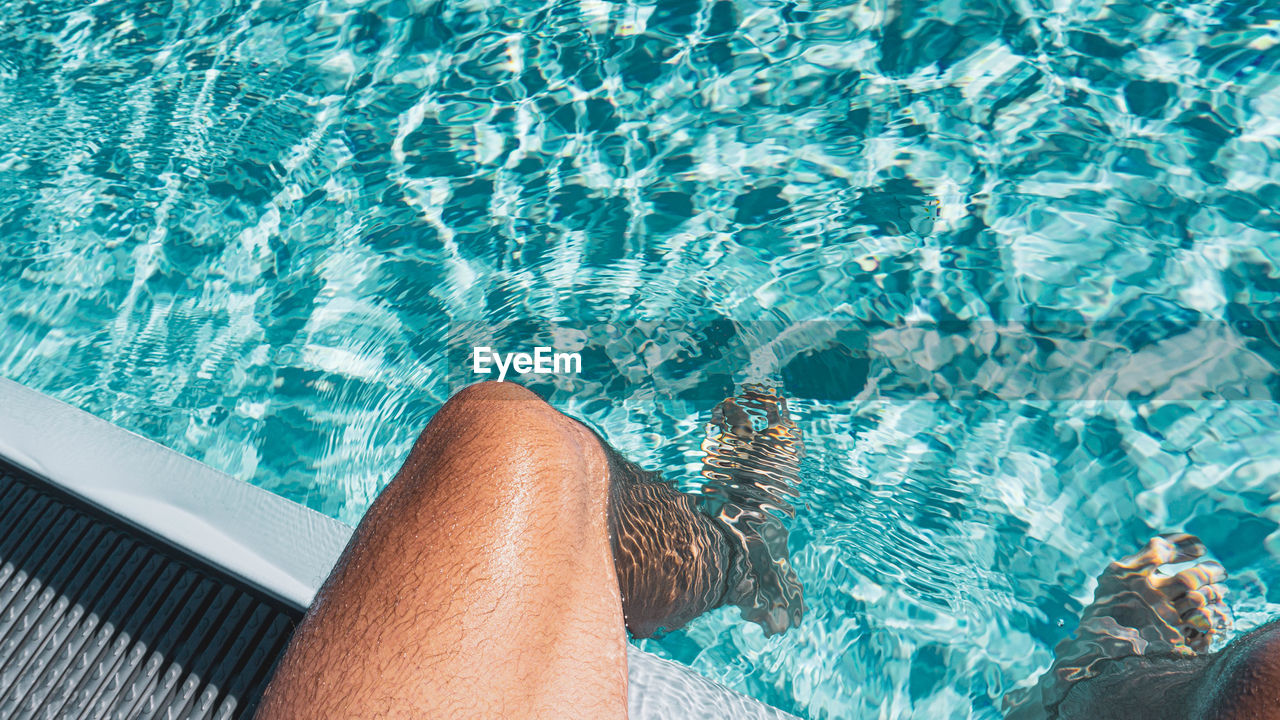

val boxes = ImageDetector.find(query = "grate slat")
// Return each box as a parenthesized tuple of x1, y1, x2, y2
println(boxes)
(0, 465, 299, 719)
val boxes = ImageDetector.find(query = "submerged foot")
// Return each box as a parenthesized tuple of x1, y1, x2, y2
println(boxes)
(604, 384, 805, 638)
(1006, 534, 1233, 718)
(1070, 534, 1232, 663)
(699, 384, 806, 635)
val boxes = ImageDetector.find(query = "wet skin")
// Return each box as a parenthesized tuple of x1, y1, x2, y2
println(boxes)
(605, 384, 806, 638)
(1007, 534, 1280, 720)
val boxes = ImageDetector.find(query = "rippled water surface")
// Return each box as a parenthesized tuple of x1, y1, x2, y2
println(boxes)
(3, 0, 1280, 716)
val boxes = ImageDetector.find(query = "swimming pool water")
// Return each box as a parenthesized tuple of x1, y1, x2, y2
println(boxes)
(3, 0, 1280, 716)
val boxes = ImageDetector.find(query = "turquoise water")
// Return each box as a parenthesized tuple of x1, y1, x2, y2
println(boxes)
(3, 0, 1280, 716)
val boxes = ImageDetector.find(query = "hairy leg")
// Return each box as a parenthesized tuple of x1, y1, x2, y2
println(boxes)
(605, 447, 737, 638)
(256, 382, 627, 719)
(606, 384, 806, 638)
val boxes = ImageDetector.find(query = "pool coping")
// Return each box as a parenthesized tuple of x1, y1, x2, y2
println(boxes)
(0, 376, 348, 610)
(0, 376, 798, 719)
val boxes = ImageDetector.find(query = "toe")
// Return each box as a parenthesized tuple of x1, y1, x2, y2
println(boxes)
(1181, 603, 1233, 652)
(1172, 582, 1227, 617)
(1155, 561, 1227, 597)
(1163, 532, 1208, 560)
(1183, 601, 1233, 632)
(1113, 534, 1205, 573)
(1172, 577, 1233, 653)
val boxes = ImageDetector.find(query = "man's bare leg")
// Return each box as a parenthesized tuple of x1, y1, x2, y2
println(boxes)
(605, 384, 806, 637)
(255, 382, 627, 718)
(256, 381, 805, 718)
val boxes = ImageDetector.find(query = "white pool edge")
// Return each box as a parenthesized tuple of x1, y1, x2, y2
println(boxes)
(0, 376, 348, 609)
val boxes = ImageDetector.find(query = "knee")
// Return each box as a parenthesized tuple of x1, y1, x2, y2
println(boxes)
(1196, 621, 1280, 720)
(433, 382, 585, 441)
(443, 380, 549, 414)
(428, 381, 560, 437)
(409, 381, 605, 481)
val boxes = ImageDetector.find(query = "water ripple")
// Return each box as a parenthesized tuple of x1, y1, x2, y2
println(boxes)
(2, 0, 1280, 716)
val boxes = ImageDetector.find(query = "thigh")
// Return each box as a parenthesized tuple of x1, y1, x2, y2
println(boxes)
(1193, 620, 1280, 720)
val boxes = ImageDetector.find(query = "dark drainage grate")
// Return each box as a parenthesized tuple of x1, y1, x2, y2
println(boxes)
(0, 463, 300, 719)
